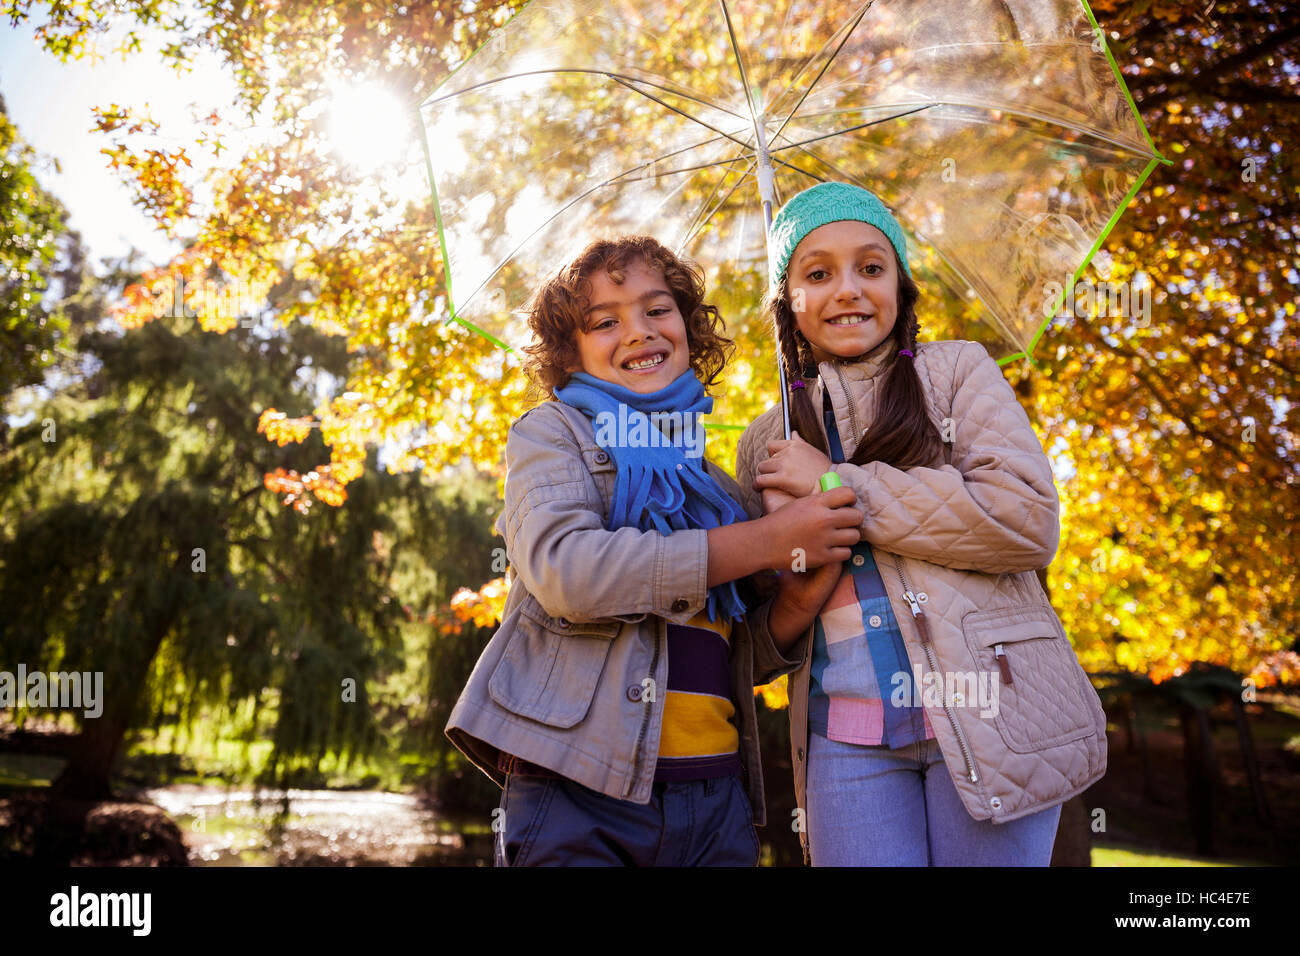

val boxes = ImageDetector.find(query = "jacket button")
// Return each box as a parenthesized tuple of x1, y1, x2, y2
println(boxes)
(593, 450, 609, 465)
(868, 614, 882, 628)
(797, 748, 805, 761)
(556, 617, 571, 628)
(626, 684, 642, 702)
(990, 796, 1002, 810)
(917, 591, 929, 604)
(671, 598, 689, 613)
(851, 554, 865, 567)
(952, 692, 965, 706)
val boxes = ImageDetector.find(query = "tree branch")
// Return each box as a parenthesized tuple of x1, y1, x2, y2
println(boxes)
(1133, 21, 1300, 112)
(1093, 333, 1294, 482)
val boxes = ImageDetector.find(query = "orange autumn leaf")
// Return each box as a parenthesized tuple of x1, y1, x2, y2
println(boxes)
(754, 674, 789, 711)
(448, 578, 508, 630)
(257, 408, 316, 446)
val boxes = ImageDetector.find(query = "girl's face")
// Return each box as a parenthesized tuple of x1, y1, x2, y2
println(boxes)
(570, 258, 691, 393)
(786, 220, 899, 364)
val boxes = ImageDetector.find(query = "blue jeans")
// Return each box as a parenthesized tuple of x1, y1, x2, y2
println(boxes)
(495, 772, 760, 867)
(806, 732, 1061, 866)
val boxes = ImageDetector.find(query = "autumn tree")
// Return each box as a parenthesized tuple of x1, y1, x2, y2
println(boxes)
(1035, 0, 1298, 680)
(0, 91, 72, 399)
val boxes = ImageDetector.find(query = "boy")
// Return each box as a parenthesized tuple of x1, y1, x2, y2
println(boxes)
(446, 236, 858, 865)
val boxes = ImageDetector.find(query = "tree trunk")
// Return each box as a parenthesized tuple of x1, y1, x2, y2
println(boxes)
(52, 614, 175, 800)
(1118, 695, 1136, 752)
(1131, 695, 1155, 802)
(49, 704, 135, 801)
(1049, 794, 1093, 866)
(1180, 703, 1217, 856)
(1231, 695, 1271, 827)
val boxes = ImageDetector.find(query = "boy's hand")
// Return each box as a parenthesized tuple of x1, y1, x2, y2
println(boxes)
(776, 561, 842, 615)
(768, 561, 843, 650)
(755, 433, 834, 498)
(761, 487, 861, 570)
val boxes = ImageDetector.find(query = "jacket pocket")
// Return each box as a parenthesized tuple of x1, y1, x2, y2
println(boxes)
(960, 603, 1095, 754)
(488, 594, 619, 728)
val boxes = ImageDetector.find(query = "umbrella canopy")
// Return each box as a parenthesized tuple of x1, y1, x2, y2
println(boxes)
(417, 0, 1164, 365)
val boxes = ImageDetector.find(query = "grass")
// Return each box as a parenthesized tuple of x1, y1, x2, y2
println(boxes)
(0, 753, 64, 789)
(123, 720, 445, 792)
(1092, 841, 1268, 867)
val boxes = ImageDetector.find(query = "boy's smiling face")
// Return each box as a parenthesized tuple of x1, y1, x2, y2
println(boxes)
(571, 258, 691, 393)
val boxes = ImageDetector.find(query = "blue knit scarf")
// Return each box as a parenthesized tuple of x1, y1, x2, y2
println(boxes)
(554, 370, 748, 622)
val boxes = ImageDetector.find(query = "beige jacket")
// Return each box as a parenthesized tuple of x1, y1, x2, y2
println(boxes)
(735, 336, 1107, 862)
(445, 399, 804, 826)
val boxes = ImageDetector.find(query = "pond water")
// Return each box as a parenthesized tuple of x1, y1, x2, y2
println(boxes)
(141, 784, 493, 866)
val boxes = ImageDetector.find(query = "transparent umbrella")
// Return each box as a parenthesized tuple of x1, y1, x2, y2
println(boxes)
(417, 0, 1166, 432)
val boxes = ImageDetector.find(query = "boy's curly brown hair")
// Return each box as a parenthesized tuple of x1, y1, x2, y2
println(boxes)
(521, 236, 734, 399)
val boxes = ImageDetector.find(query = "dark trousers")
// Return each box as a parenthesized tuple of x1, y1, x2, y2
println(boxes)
(495, 772, 760, 867)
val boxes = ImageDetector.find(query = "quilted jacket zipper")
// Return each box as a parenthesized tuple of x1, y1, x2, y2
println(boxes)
(888, 551, 980, 785)
(832, 363, 862, 442)
(829, 361, 978, 785)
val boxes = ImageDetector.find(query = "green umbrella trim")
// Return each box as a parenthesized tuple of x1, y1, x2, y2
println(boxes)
(1000, 3, 1168, 369)
(1023, 153, 1163, 364)
(1077, 0, 1171, 165)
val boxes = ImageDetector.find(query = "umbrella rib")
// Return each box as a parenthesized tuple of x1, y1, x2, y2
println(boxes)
(675, 160, 749, 254)
(652, 155, 747, 179)
(674, 148, 825, 246)
(592, 140, 753, 189)
(631, 147, 817, 183)
(606, 126, 754, 179)
(718, 0, 760, 127)
(777, 99, 1156, 160)
(610, 77, 755, 151)
(424, 68, 750, 125)
(678, 157, 758, 251)
(769, 2, 874, 145)
(772, 162, 827, 209)
(769, 105, 936, 154)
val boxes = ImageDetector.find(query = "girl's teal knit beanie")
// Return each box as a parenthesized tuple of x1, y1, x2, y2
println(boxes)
(768, 182, 912, 283)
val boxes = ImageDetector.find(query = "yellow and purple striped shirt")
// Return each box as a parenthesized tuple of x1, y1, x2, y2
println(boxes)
(654, 611, 742, 781)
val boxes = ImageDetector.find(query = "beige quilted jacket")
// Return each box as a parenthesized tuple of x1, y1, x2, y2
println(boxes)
(735, 336, 1107, 864)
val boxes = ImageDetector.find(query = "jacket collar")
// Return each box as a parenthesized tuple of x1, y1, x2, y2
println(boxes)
(809, 337, 900, 457)
(817, 335, 900, 384)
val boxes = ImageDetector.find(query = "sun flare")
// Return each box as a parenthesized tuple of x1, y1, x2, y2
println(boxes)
(326, 81, 412, 173)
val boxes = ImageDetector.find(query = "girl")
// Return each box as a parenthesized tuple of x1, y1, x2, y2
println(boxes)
(446, 235, 860, 866)
(736, 182, 1108, 866)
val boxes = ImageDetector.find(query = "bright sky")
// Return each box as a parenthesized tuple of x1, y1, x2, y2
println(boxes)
(0, 11, 240, 267)
(0, 10, 431, 457)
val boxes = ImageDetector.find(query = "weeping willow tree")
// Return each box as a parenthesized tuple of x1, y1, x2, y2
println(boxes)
(0, 254, 499, 799)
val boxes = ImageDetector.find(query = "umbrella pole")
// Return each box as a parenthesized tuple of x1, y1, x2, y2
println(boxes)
(754, 126, 792, 441)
